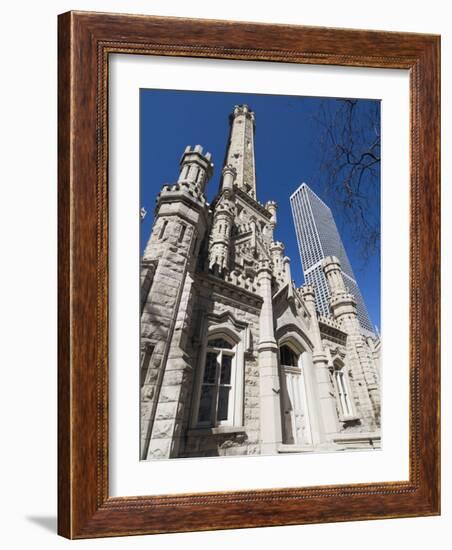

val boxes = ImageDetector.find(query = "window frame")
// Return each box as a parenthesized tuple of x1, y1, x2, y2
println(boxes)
(195, 335, 238, 428)
(331, 361, 356, 421)
(278, 342, 314, 446)
(140, 343, 155, 388)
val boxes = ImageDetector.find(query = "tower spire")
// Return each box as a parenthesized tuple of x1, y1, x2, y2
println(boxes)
(224, 105, 257, 199)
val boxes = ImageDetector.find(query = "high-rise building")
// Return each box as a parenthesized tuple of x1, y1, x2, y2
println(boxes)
(290, 183, 375, 336)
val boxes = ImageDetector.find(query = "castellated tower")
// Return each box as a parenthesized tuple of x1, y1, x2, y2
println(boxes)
(140, 145, 213, 460)
(322, 256, 381, 430)
(140, 104, 381, 460)
(226, 104, 257, 198)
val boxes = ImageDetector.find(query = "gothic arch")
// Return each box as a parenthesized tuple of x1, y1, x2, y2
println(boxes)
(207, 325, 240, 346)
(275, 323, 314, 355)
(276, 328, 314, 447)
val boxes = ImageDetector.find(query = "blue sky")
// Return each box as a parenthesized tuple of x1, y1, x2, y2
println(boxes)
(140, 89, 381, 330)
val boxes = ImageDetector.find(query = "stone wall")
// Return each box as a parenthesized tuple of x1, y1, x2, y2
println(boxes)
(178, 279, 262, 458)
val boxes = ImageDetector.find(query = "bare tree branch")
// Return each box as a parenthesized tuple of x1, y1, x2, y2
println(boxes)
(313, 98, 381, 266)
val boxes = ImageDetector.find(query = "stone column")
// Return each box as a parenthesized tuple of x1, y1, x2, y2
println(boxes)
(300, 285, 339, 443)
(283, 256, 293, 299)
(265, 201, 277, 241)
(300, 350, 322, 446)
(257, 260, 283, 454)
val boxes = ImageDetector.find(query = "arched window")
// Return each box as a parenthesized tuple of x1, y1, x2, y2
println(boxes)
(197, 337, 237, 427)
(279, 344, 299, 367)
(333, 362, 354, 419)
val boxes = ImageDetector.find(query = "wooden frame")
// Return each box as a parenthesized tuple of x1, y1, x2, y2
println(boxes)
(58, 10, 440, 539)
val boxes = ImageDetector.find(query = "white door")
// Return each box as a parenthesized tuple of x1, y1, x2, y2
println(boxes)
(281, 366, 312, 446)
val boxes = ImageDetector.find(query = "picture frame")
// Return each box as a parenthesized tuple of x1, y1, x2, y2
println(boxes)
(58, 10, 440, 538)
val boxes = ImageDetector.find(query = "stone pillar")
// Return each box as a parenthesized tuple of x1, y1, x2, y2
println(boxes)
(270, 241, 285, 285)
(265, 200, 277, 241)
(283, 256, 293, 299)
(257, 260, 283, 454)
(221, 164, 236, 193)
(300, 285, 339, 443)
(300, 350, 323, 446)
(208, 164, 236, 274)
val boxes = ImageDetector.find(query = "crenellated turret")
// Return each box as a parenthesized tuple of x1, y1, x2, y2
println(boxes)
(265, 200, 277, 240)
(270, 241, 285, 284)
(177, 144, 214, 194)
(322, 255, 359, 332)
(143, 145, 213, 264)
(265, 200, 277, 226)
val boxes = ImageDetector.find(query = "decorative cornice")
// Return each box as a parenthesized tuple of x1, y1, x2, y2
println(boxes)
(234, 186, 272, 219)
(319, 319, 347, 344)
(197, 272, 263, 309)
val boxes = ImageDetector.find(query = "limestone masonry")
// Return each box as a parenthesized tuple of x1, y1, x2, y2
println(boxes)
(140, 104, 381, 460)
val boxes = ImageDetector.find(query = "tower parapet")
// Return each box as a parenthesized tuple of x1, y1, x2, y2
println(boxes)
(299, 284, 316, 302)
(232, 104, 256, 124)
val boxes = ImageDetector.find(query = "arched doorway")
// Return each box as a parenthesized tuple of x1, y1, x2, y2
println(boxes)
(279, 343, 312, 446)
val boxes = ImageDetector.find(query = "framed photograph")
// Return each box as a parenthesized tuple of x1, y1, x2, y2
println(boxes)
(58, 11, 440, 538)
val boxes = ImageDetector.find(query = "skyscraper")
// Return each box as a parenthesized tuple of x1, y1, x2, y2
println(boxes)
(290, 183, 375, 336)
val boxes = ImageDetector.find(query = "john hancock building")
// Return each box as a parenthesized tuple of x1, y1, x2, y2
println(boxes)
(140, 104, 381, 460)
